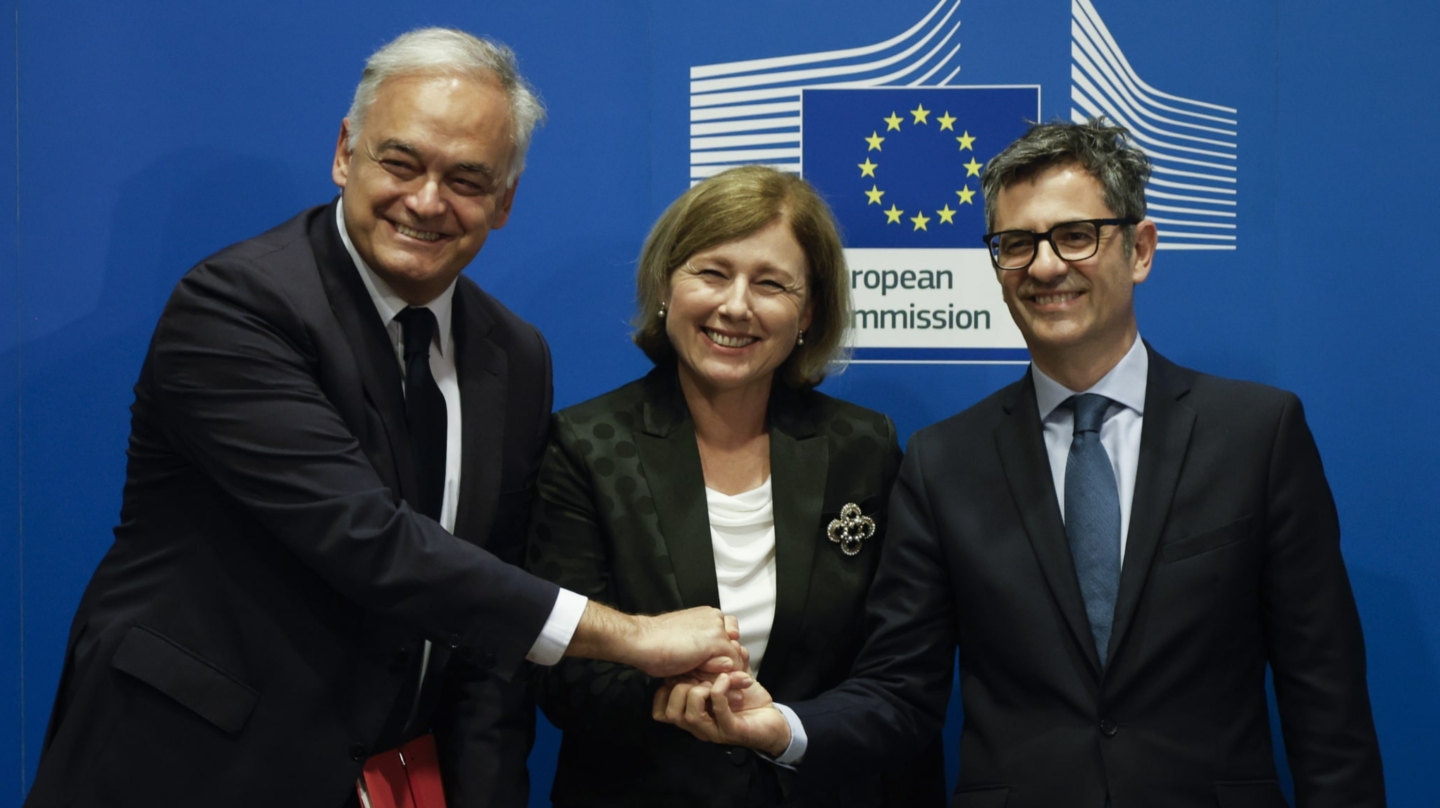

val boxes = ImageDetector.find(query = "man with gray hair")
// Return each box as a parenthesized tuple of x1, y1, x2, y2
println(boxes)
(657, 118, 1385, 807)
(27, 28, 743, 808)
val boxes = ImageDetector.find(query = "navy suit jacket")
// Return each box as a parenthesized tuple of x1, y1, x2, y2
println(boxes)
(792, 346, 1384, 808)
(27, 202, 558, 807)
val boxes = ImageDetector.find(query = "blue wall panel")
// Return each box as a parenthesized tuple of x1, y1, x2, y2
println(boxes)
(1275, 0, 1440, 792)
(1, 2, 19, 803)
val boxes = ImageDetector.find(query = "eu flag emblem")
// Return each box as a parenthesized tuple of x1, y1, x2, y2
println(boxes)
(801, 88, 1039, 248)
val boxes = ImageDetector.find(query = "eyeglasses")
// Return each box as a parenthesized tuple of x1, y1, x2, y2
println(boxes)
(980, 218, 1138, 270)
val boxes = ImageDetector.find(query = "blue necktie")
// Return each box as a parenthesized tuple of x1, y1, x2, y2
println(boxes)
(1065, 394, 1121, 666)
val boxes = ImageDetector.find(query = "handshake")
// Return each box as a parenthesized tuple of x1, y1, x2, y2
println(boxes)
(567, 601, 792, 757)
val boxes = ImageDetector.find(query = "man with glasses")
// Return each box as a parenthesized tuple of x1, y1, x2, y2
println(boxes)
(656, 118, 1385, 807)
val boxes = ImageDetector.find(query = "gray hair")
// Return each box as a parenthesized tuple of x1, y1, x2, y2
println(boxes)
(981, 117, 1150, 252)
(344, 28, 546, 185)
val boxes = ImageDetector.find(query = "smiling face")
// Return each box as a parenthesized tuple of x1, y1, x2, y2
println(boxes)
(993, 162, 1156, 388)
(665, 217, 813, 400)
(332, 72, 518, 305)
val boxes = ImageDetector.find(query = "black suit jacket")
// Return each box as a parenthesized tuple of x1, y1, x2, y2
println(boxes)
(26, 203, 559, 808)
(791, 346, 1384, 808)
(525, 369, 945, 808)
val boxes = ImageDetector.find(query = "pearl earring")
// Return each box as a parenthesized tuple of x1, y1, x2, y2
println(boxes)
(658, 302, 667, 319)
(797, 331, 806, 346)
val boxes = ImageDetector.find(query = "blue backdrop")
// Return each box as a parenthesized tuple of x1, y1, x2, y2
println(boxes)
(2, 1, 1437, 805)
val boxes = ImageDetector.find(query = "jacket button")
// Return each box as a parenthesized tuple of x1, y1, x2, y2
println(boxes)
(1099, 719, 1118, 737)
(726, 747, 750, 765)
(481, 650, 497, 668)
(350, 744, 369, 762)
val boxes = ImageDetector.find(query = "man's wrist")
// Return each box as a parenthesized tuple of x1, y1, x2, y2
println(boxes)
(566, 600, 642, 667)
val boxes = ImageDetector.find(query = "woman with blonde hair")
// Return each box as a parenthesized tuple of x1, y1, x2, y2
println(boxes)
(527, 165, 944, 807)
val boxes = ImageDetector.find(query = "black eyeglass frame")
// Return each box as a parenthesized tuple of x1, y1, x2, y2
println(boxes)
(980, 217, 1139, 271)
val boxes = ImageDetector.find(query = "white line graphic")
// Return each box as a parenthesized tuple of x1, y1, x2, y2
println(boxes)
(1072, 0, 1239, 250)
(688, 0, 965, 182)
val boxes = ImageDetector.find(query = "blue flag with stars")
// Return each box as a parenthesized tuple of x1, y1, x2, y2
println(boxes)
(802, 87, 1039, 248)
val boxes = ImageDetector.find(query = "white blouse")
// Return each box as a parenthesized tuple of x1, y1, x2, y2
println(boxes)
(704, 477, 778, 675)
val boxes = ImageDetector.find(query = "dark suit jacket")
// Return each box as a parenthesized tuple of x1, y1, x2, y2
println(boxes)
(525, 369, 945, 808)
(791, 346, 1384, 808)
(26, 202, 559, 808)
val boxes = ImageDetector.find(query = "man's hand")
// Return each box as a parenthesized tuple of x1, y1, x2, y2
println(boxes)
(652, 671, 791, 757)
(565, 601, 745, 678)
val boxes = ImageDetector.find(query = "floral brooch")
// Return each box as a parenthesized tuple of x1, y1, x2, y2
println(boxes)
(827, 503, 876, 556)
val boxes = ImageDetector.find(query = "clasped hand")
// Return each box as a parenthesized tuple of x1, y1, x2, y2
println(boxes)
(580, 602, 792, 756)
(651, 650, 792, 758)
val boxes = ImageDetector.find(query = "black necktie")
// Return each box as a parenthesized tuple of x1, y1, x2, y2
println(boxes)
(394, 307, 446, 520)
(1064, 394, 1121, 665)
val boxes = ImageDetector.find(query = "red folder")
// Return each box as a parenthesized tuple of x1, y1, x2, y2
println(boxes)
(357, 733, 448, 808)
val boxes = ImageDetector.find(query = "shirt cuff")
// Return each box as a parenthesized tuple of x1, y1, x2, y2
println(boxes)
(771, 702, 808, 766)
(525, 588, 588, 666)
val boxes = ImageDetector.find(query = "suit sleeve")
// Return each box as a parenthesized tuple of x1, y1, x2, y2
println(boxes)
(790, 433, 957, 787)
(524, 413, 659, 742)
(146, 256, 558, 678)
(1261, 394, 1385, 806)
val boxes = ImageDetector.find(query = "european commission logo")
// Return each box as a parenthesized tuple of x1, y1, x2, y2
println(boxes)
(688, 0, 1237, 363)
(803, 88, 1035, 250)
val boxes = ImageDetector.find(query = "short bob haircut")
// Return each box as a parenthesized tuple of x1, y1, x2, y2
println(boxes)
(345, 27, 546, 186)
(632, 166, 850, 389)
(981, 116, 1151, 254)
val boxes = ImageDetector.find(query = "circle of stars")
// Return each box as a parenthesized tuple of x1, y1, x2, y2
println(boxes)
(857, 104, 981, 231)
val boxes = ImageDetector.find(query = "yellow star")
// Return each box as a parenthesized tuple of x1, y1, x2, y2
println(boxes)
(937, 111, 957, 131)
(937, 205, 956, 224)
(963, 157, 983, 177)
(883, 112, 904, 131)
(865, 131, 885, 151)
(910, 211, 931, 231)
(956, 130, 977, 151)
(865, 185, 885, 205)
(858, 158, 878, 177)
(884, 204, 904, 224)
(910, 104, 931, 124)
(956, 185, 976, 205)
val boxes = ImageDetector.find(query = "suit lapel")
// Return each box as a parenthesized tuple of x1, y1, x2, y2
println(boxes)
(308, 202, 416, 500)
(634, 374, 721, 609)
(451, 286, 506, 542)
(758, 391, 826, 687)
(995, 371, 1103, 674)
(1106, 345, 1194, 664)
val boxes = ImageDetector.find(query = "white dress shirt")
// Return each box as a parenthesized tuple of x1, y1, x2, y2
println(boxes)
(335, 202, 585, 668)
(706, 478, 778, 675)
(772, 336, 1151, 765)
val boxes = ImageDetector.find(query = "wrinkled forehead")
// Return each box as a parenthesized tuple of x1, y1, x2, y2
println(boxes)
(999, 158, 1098, 196)
(993, 162, 1109, 222)
(364, 71, 511, 133)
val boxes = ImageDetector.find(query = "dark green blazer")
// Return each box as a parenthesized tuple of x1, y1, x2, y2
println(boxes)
(526, 368, 945, 808)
